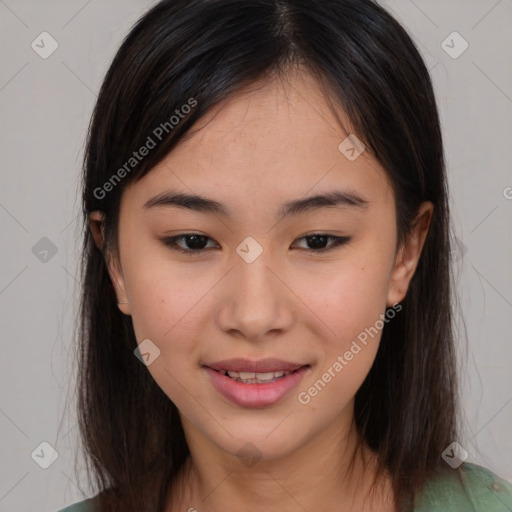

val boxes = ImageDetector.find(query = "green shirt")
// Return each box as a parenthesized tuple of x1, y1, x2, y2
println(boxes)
(57, 463, 512, 511)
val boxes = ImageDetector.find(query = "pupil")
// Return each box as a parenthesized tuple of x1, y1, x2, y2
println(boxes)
(308, 235, 327, 249)
(187, 235, 207, 249)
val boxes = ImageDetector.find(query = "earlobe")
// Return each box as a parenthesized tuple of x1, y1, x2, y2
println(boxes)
(386, 245, 408, 307)
(106, 256, 131, 316)
(386, 202, 433, 307)
(89, 211, 105, 251)
(88, 210, 131, 315)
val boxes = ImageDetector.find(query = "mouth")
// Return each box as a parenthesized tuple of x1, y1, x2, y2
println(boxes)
(204, 357, 309, 383)
(203, 358, 311, 407)
(214, 367, 306, 384)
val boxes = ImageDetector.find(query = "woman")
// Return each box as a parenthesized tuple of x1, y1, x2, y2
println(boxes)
(60, 0, 512, 510)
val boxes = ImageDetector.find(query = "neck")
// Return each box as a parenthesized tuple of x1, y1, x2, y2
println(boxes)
(166, 416, 396, 512)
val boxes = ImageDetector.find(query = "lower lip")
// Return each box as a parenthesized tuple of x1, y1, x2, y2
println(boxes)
(204, 366, 309, 408)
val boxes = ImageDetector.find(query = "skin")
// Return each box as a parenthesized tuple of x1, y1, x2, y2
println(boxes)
(89, 67, 433, 511)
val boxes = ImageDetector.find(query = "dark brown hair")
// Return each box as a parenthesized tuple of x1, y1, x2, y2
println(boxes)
(76, 0, 460, 510)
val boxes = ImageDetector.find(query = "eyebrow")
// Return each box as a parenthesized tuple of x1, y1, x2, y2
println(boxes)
(143, 189, 370, 218)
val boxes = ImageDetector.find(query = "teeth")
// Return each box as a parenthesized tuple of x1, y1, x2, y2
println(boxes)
(220, 369, 292, 383)
(254, 371, 281, 381)
(233, 371, 255, 379)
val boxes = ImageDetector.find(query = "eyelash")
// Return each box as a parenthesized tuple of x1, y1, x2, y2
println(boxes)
(160, 233, 351, 256)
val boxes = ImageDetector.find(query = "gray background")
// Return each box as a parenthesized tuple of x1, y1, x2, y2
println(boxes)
(0, 1, 511, 510)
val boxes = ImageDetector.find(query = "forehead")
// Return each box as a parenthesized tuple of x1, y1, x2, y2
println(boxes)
(123, 70, 394, 216)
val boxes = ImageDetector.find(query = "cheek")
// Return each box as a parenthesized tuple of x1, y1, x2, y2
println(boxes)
(123, 256, 209, 363)
(121, 229, 395, 416)
(295, 252, 393, 405)
(296, 277, 388, 413)
(125, 265, 210, 409)
(303, 255, 392, 346)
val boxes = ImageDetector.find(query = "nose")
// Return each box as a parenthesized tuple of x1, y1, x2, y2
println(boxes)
(216, 246, 295, 343)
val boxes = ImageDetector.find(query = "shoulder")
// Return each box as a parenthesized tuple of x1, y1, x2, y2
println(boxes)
(57, 495, 99, 512)
(413, 462, 512, 511)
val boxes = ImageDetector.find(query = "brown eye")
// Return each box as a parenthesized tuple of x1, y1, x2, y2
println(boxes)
(160, 233, 351, 256)
(292, 234, 351, 252)
(161, 234, 218, 254)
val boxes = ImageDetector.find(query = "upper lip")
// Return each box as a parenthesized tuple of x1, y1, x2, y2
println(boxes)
(205, 358, 308, 373)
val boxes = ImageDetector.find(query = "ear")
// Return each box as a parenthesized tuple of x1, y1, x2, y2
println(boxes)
(88, 211, 131, 315)
(386, 201, 434, 307)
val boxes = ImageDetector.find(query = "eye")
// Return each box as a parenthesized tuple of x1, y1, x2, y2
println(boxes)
(160, 233, 218, 255)
(292, 234, 351, 252)
(159, 233, 351, 255)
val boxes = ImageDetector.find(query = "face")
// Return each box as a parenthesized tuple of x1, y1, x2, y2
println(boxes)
(91, 69, 432, 468)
